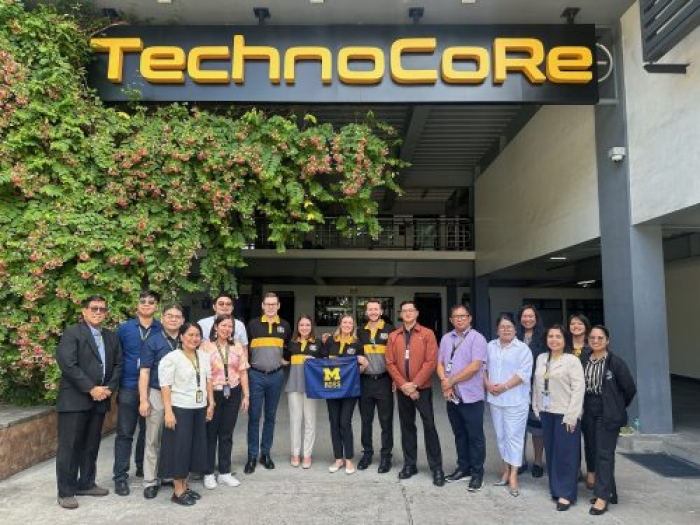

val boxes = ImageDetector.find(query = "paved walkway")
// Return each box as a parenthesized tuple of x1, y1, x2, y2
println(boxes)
(1, 386, 699, 524)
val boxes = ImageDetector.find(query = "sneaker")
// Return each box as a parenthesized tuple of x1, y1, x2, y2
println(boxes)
(468, 475, 484, 492)
(57, 496, 79, 509)
(218, 473, 241, 487)
(75, 485, 109, 496)
(203, 474, 217, 490)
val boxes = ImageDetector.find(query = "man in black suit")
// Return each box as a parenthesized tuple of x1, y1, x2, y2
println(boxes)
(55, 295, 122, 509)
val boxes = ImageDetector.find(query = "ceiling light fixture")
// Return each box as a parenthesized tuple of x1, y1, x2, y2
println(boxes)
(549, 256, 567, 261)
(309, 0, 325, 4)
(253, 7, 271, 24)
(461, 0, 477, 4)
(577, 279, 596, 288)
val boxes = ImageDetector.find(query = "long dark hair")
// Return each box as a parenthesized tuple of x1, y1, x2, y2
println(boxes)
(545, 324, 572, 353)
(516, 304, 545, 348)
(293, 314, 316, 341)
(210, 314, 234, 344)
(178, 322, 203, 349)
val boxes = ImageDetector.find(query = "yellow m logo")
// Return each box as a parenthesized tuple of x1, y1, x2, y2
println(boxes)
(323, 367, 341, 382)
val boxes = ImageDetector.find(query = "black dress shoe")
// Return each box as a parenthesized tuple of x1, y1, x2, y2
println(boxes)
(433, 469, 446, 487)
(445, 470, 470, 483)
(244, 457, 257, 474)
(115, 479, 130, 496)
(185, 488, 201, 500)
(260, 454, 275, 470)
(589, 504, 608, 516)
(143, 486, 159, 499)
(171, 492, 196, 506)
(398, 465, 418, 480)
(357, 454, 373, 470)
(378, 457, 392, 474)
(135, 465, 144, 478)
(590, 495, 617, 505)
(556, 501, 571, 511)
(531, 464, 544, 478)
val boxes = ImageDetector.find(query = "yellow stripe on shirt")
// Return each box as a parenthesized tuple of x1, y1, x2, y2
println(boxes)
(364, 344, 387, 354)
(290, 354, 308, 365)
(250, 337, 285, 349)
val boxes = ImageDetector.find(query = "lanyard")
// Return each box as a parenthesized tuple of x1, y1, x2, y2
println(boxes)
(138, 324, 152, 342)
(216, 342, 230, 382)
(183, 350, 201, 389)
(544, 352, 553, 393)
(162, 331, 178, 352)
(450, 330, 469, 362)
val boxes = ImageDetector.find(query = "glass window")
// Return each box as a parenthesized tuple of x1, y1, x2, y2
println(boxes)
(314, 296, 352, 327)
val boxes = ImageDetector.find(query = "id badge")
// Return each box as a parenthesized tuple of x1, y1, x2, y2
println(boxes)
(541, 392, 551, 410)
(196, 390, 203, 404)
(223, 384, 231, 399)
(405, 349, 410, 360)
(445, 362, 452, 373)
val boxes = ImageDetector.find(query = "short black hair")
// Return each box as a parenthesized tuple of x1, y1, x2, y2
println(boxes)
(399, 300, 416, 310)
(139, 290, 160, 302)
(450, 304, 471, 316)
(495, 312, 516, 330)
(83, 295, 106, 308)
(214, 292, 235, 303)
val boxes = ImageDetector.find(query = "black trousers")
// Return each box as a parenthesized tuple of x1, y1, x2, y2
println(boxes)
(446, 400, 485, 475)
(582, 395, 619, 501)
(206, 388, 242, 475)
(397, 388, 442, 471)
(359, 374, 394, 458)
(56, 408, 106, 497)
(326, 397, 357, 460)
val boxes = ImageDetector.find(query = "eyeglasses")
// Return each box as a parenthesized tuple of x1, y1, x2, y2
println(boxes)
(163, 313, 183, 319)
(263, 303, 279, 307)
(139, 298, 156, 305)
(400, 308, 417, 313)
(216, 301, 233, 306)
(88, 306, 108, 313)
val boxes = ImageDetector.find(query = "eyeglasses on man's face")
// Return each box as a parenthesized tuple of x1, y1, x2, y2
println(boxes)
(400, 308, 417, 313)
(88, 306, 108, 313)
(139, 298, 156, 305)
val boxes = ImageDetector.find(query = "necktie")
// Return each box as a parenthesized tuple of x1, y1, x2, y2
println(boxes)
(94, 331, 106, 382)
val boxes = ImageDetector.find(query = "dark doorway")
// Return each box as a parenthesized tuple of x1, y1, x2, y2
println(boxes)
(277, 291, 295, 326)
(414, 293, 442, 336)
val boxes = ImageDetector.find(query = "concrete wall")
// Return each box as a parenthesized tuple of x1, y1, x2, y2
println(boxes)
(475, 105, 600, 276)
(621, 4, 700, 225)
(665, 258, 700, 380)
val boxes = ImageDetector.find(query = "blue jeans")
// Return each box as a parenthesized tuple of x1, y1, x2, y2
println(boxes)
(446, 399, 485, 475)
(247, 369, 283, 457)
(113, 388, 145, 481)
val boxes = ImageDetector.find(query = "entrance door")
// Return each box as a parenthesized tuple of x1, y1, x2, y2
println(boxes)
(413, 293, 442, 336)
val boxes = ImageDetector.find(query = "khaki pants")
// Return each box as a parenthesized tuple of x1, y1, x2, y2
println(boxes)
(143, 388, 165, 488)
(288, 392, 317, 458)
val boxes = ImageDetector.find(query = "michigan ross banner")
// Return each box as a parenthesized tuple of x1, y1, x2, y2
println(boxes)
(304, 357, 361, 400)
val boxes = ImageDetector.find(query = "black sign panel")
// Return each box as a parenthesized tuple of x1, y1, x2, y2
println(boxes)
(88, 25, 598, 104)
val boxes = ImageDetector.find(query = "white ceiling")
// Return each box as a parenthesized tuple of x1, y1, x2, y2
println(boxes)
(92, 0, 637, 26)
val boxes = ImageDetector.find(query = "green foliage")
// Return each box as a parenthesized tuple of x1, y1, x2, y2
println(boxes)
(0, 0, 403, 404)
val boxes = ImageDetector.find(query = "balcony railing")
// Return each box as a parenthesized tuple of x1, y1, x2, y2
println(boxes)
(253, 217, 473, 251)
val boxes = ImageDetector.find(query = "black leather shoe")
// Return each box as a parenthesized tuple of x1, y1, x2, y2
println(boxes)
(115, 479, 130, 496)
(378, 457, 392, 474)
(518, 462, 528, 475)
(171, 492, 195, 506)
(135, 465, 144, 478)
(468, 474, 484, 492)
(433, 469, 446, 487)
(531, 464, 545, 478)
(143, 486, 159, 499)
(589, 504, 608, 516)
(556, 500, 571, 511)
(244, 457, 257, 474)
(185, 488, 201, 500)
(357, 454, 373, 470)
(260, 454, 275, 470)
(590, 495, 617, 505)
(398, 465, 418, 480)
(445, 469, 470, 483)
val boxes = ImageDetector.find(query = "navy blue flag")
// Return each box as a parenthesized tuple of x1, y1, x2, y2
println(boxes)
(304, 356, 361, 399)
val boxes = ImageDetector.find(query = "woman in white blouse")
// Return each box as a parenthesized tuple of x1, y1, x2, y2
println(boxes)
(485, 313, 533, 497)
(532, 324, 585, 512)
(159, 322, 214, 506)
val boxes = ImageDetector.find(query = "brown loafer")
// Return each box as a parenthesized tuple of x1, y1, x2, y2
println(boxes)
(57, 496, 79, 509)
(76, 485, 109, 496)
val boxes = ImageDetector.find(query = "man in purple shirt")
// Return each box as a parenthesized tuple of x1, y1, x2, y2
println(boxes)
(436, 305, 487, 492)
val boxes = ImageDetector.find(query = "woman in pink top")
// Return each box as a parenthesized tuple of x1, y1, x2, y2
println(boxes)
(201, 315, 250, 490)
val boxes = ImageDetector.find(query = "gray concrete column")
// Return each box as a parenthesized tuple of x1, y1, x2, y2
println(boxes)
(595, 26, 673, 433)
(473, 275, 491, 339)
(446, 279, 458, 323)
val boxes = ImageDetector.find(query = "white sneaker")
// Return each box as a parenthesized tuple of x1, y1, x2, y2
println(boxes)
(203, 474, 217, 490)
(217, 473, 241, 487)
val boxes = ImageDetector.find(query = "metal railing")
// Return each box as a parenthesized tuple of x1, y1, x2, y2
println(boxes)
(254, 217, 473, 251)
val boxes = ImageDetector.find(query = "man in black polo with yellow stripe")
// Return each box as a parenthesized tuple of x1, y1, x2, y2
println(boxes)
(356, 299, 395, 473)
(244, 292, 291, 474)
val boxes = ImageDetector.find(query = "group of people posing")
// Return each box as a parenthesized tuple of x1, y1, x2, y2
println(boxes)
(54, 293, 636, 517)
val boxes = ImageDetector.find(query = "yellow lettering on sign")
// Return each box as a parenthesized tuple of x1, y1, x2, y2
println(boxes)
(187, 46, 230, 84)
(390, 38, 438, 84)
(493, 38, 546, 84)
(337, 47, 385, 85)
(141, 46, 186, 84)
(546, 46, 593, 84)
(232, 34, 281, 84)
(441, 46, 490, 84)
(324, 367, 341, 382)
(90, 37, 143, 83)
(284, 47, 333, 85)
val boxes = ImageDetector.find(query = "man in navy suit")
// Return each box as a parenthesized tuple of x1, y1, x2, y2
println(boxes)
(55, 295, 123, 509)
